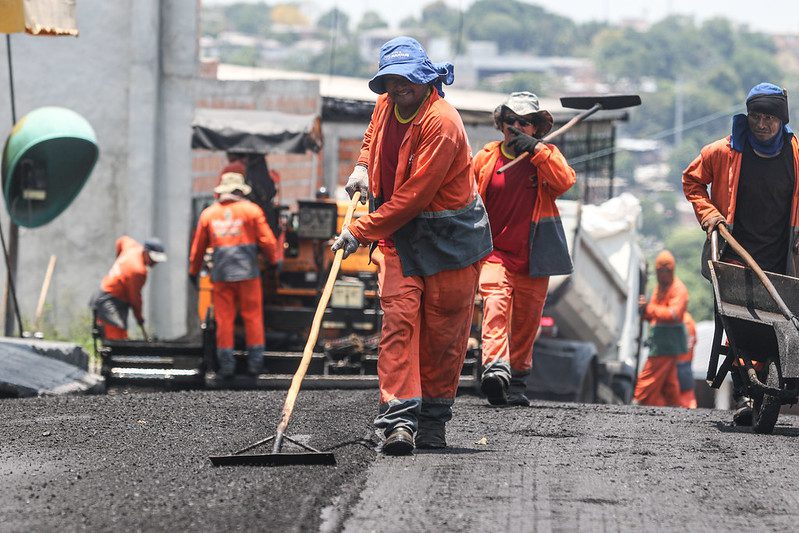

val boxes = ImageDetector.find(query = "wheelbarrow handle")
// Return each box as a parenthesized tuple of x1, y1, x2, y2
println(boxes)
(715, 224, 795, 323)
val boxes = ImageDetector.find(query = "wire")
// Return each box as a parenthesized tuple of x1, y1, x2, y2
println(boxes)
(567, 103, 744, 166)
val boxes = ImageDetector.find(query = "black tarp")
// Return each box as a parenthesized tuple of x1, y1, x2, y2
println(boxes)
(191, 108, 323, 155)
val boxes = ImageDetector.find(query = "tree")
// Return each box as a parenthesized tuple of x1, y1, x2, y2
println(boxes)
(317, 8, 349, 36)
(356, 11, 388, 31)
(224, 2, 271, 36)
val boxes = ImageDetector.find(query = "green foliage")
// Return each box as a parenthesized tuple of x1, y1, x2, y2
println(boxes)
(317, 8, 349, 35)
(220, 46, 259, 66)
(286, 41, 371, 78)
(356, 10, 388, 31)
(223, 2, 271, 37)
(464, 0, 579, 55)
(420, 1, 463, 38)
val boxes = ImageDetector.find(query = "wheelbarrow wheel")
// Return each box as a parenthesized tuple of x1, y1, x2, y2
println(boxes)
(752, 361, 781, 435)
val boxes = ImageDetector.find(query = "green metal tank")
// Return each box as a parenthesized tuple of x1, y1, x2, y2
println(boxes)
(1, 106, 98, 228)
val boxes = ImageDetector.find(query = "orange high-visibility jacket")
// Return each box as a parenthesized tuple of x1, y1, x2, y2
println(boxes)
(100, 236, 147, 323)
(682, 135, 799, 275)
(189, 196, 278, 282)
(645, 277, 689, 356)
(474, 141, 576, 277)
(348, 90, 492, 277)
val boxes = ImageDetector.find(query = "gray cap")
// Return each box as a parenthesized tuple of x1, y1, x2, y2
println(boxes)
(493, 91, 554, 136)
(144, 238, 167, 263)
(502, 91, 541, 115)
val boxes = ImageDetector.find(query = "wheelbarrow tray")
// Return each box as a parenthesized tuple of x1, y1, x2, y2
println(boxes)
(709, 260, 799, 379)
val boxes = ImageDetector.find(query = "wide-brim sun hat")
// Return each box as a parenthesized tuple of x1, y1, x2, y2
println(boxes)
(368, 36, 455, 97)
(493, 91, 554, 137)
(214, 171, 252, 196)
(144, 238, 168, 263)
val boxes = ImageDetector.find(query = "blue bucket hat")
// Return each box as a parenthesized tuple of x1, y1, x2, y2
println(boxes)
(368, 36, 455, 97)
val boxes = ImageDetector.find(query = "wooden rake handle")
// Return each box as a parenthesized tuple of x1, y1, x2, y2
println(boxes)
(274, 192, 361, 438)
(497, 103, 603, 174)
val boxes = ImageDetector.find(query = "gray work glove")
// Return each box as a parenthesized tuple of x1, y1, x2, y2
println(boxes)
(345, 165, 369, 204)
(702, 214, 726, 237)
(331, 227, 360, 259)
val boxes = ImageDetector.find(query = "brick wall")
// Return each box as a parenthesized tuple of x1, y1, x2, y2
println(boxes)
(193, 78, 322, 206)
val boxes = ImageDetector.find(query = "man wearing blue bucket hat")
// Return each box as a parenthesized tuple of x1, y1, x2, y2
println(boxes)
(683, 82, 799, 425)
(332, 36, 492, 455)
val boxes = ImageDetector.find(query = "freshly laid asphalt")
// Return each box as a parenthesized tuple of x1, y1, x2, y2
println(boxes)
(4, 389, 799, 531)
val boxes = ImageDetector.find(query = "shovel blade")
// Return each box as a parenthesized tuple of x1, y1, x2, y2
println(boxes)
(209, 452, 337, 467)
(560, 94, 641, 110)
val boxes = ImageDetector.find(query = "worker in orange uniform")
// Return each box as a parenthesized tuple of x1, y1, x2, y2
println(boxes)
(633, 250, 688, 406)
(91, 236, 167, 340)
(683, 82, 799, 425)
(473, 92, 576, 406)
(331, 36, 492, 455)
(677, 312, 698, 409)
(189, 170, 278, 378)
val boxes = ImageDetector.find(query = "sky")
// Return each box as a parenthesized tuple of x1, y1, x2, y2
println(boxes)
(205, 0, 799, 35)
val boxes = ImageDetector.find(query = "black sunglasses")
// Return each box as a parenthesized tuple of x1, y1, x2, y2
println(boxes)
(503, 116, 532, 127)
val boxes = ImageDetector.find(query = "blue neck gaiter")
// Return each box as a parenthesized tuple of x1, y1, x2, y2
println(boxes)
(730, 113, 792, 156)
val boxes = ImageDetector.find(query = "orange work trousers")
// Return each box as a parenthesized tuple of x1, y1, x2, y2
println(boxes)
(374, 246, 480, 405)
(213, 277, 264, 350)
(98, 318, 128, 340)
(634, 355, 681, 406)
(479, 261, 549, 374)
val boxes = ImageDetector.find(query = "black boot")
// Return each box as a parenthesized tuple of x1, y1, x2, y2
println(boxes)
(383, 427, 415, 456)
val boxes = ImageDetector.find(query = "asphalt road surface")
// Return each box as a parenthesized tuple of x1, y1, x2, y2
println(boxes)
(3, 390, 799, 531)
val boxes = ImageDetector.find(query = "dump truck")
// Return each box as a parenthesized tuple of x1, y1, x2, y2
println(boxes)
(523, 193, 645, 404)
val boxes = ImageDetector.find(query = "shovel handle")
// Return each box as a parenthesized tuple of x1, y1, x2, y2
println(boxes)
(497, 103, 603, 174)
(273, 192, 361, 450)
(716, 224, 795, 322)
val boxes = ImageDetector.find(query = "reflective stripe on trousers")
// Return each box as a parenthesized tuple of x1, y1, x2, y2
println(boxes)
(212, 277, 264, 350)
(479, 261, 549, 375)
(372, 246, 479, 434)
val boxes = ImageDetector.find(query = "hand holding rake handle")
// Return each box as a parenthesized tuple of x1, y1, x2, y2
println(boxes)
(497, 94, 642, 174)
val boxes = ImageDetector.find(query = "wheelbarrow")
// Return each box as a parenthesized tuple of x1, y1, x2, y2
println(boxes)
(706, 225, 799, 434)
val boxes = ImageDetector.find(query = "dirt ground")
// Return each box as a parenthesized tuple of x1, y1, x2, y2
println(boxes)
(4, 390, 799, 531)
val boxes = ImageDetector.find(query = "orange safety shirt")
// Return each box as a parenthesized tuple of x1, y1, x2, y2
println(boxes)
(474, 140, 576, 277)
(189, 195, 277, 282)
(349, 90, 492, 276)
(100, 236, 148, 323)
(682, 134, 799, 275)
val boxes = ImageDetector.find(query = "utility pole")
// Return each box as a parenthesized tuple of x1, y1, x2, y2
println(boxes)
(674, 75, 684, 147)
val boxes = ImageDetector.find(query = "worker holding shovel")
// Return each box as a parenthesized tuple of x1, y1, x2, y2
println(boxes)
(90, 236, 167, 340)
(332, 36, 492, 455)
(683, 82, 799, 425)
(633, 250, 687, 407)
(473, 92, 576, 406)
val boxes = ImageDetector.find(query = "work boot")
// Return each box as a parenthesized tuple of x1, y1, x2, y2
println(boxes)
(508, 374, 531, 407)
(216, 349, 235, 379)
(247, 345, 264, 376)
(416, 419, 446, 449)
(481, 373, 509, 405)
(733, 396, 754, 426)
(382, 427, 414, 456)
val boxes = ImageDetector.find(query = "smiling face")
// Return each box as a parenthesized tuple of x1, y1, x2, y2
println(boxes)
(747, 111, 782, 144)
(383, 75, 430, 117)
